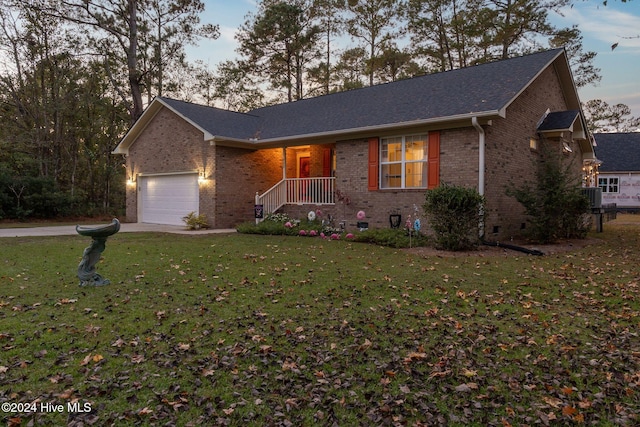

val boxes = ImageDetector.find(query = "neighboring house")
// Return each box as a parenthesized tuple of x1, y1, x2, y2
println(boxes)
(113, 48, 597, 240)
(594, 133, 640, 211)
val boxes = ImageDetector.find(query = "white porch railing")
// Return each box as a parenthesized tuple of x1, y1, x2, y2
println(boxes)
(256, 177, 335, 220)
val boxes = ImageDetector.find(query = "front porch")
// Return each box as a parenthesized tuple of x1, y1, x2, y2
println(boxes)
(255, 177, 336, 218)
(254, 144, 336, 220)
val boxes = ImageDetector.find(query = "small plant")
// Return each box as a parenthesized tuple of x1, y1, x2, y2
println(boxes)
(353, 228, 429, 248)
(264, 212, 293, 223)
(182, 211, 209, 230)
(424, 184, 485, 251)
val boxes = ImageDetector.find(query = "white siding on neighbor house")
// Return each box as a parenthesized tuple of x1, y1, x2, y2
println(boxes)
(600, 172, 640, 209)
(139, 173, 199, 225)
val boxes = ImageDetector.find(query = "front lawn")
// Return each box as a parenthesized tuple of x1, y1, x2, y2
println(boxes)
(1, 218, 638, 426)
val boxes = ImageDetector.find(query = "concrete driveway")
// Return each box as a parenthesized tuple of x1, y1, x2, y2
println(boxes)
(0, 222, 236, 238)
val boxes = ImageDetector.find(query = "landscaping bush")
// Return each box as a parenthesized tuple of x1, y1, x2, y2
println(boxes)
(507, 140, 590, 243)
(423, 184, 485, 251)
(182, 212, 209, 230)
(353, 228, 429, 248)
(236, 220, 296, 235)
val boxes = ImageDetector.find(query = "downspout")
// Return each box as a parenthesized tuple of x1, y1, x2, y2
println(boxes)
(471, 117, 543, 256)
(472, 117, 485, 239)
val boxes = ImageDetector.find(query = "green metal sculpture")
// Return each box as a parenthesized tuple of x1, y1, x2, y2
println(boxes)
(76, 218, 120, 286)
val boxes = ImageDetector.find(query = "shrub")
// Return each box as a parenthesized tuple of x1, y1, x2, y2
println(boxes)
(423, 184, 485, 251)
(353, 228, 429, 248)
(0, 174, 78, 219)
(507, 140, 590, 243)
(182, 212, 209, 230)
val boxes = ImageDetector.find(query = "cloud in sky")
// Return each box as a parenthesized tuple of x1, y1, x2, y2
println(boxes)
(557, 4, 640, 50)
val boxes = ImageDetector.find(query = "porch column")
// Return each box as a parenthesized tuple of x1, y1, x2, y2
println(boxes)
(282, 147, 287, 180)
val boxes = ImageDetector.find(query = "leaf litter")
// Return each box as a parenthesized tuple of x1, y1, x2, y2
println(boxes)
(0, 227, 638, 425)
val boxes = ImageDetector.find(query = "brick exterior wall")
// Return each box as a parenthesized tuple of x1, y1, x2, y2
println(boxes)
(282, 65, 586, 240)
(125, 107, 214, 224)
(125, 63, 587, 238)
(214, 146, 282, 228)
(125, 107, 282, 227)
(482, 65, 584, 239)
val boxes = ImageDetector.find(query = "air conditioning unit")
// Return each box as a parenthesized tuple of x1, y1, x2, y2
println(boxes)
(581, 187, 602, 209)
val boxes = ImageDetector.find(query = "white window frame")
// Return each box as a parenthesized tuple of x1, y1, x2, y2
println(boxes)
(598, 176, 619, 193)
(380, 134, 428, 189)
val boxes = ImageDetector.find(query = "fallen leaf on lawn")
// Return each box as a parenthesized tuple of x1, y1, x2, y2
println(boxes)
(424, 307, 439, 317)
(80, 354, 92, 366)
(259, 345, 272, 354)
(282, 360, 298, 371)
(138, 407, 153, 415)
(455, 383, 478, 393)
(578, 399, 592, 409)
(543, 396, 563, 408)
(462, 368, 478, 377)
(403, 351, 428, 364)
(131, 354, 145, 364)
(429, 369, 451, 379)
(358, 338, 372, 352)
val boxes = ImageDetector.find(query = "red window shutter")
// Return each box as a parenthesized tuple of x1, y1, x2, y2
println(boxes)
(322, 148, 332, 177)
(368, 137, 379, 191)
(427, 132, 440, 189)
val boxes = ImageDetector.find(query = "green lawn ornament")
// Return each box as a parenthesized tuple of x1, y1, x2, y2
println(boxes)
(76, 218, 120, 286)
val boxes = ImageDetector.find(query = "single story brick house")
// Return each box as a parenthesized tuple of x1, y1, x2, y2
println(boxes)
(594, 132, 640, 211)
(113, 48, 598, 239)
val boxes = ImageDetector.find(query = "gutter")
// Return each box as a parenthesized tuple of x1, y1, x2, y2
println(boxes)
(471, 117, 485, 197)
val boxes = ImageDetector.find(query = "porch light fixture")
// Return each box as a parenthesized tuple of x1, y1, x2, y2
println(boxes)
(198, 169, 212, 184)
(126, 170, 136, 186)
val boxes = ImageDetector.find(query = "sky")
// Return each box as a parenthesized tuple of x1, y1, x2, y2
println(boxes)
(187, 0, 640, 119)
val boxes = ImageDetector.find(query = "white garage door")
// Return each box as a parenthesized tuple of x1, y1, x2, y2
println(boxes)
(139, 173, 199, 226)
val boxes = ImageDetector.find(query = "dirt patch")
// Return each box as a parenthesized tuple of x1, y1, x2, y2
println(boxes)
(404, 237, 600, 258)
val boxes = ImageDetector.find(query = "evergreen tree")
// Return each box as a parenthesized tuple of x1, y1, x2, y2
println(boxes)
(237, 0, 322, 102)
(345, 0, 403, 86)
(584, 99, 640, 133)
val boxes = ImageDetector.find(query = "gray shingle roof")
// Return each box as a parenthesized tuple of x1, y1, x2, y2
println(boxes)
(537, 110, 580, 132)
(160, 48, 565, 141)
(594, 133, 640, 172)
(249, 48, 564, 140)
(160, 98, 262, 140)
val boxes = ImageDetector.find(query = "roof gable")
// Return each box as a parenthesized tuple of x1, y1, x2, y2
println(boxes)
(594, 133, 640, 172)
